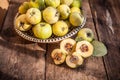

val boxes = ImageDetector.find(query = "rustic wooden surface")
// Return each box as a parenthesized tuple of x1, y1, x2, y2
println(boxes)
(0, 0, 9, 30)
(0, 0, 120, 80)
(89, 0, 120, 80)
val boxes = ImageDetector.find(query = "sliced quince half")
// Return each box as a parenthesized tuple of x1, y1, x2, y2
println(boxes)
(66, 52, 83, 68)
(51, 49, 66, 65)
(60, 38, 76, 55)
(76, 41, 93, 58)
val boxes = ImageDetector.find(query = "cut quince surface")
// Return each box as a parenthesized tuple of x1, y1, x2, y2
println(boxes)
(66, 52, 83, 68)
(60, 38, 76, 54)
(76, 41, 93, 58)
(51, 49, 66, 65)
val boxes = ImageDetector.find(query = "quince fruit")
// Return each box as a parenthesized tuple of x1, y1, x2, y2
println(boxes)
(76, 41, 93, 58)
(77, 28, 94, 42)
(15, 14, 32, 31)
(31, 0, 46, 10)
(60, 0, 73, 6)
(70, 7, 81, 13)
(52, 21, 68, 36)
(45, 0, 60, 8)
(51, 49, 66, 65)
(29, 1, 39, 9)
(60, 38, 76, 54)
(19, 2, 29, 14)
(43, 7, 59, 24)
(71, 0, 81, 8)
(69, 12, 84, 27)
(57, 4, 70, 20)
(26, 8, 41, 25)
(66, 52, 83, 68)
(32, 22, 52, 39)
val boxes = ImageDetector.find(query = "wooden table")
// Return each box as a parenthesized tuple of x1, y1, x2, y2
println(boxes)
(0, 0, 120, 80)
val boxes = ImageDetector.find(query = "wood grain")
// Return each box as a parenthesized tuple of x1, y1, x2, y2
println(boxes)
(89, 0, 120, 80)
(0, 0, 9, 30)
(1, 0, 119, 80)
(45, 0, 107, 80)
(0, 0, 46, 80)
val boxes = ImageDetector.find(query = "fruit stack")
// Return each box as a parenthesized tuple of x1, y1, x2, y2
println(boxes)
(15, 0, 84, 39)
(51, 28, 107, 68)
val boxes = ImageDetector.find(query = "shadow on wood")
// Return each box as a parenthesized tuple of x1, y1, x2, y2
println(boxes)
(0, 0, 9, 31)
(0, 26, 34, 44)
(0, 71, 19, 80)
(0, 36, 46, 59)
(0, 7, 7, 31)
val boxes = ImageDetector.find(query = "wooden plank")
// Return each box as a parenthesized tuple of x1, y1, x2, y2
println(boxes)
(0, 0, 9, 30)
(0, 0, 46, 80)
(45, 0, 107, 80)
(89, 0, 120, 80)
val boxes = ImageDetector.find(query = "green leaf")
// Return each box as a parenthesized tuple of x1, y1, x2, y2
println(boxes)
(92, 40, 107, 57)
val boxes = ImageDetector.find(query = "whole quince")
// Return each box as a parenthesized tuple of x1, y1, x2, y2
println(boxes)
(69, 12, 84, 27)
(60, 0, 73, 6)
(57, 4, 70, 20)
(52, 21, 68, 36)
(26, 8, 41, 25)
(15, 14, 32, 31)
(32, 22, 52, 39)
(19, 2, 29, 14)
(43, 7, 59, 24)
(45, 0, 60, 8)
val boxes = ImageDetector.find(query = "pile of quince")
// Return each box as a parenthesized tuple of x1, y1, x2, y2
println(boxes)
(15, 0, 84, 39)
(51, 28, 108, 68)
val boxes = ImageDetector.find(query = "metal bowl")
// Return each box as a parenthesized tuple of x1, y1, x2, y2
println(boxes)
(14, 13, 86, 43)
